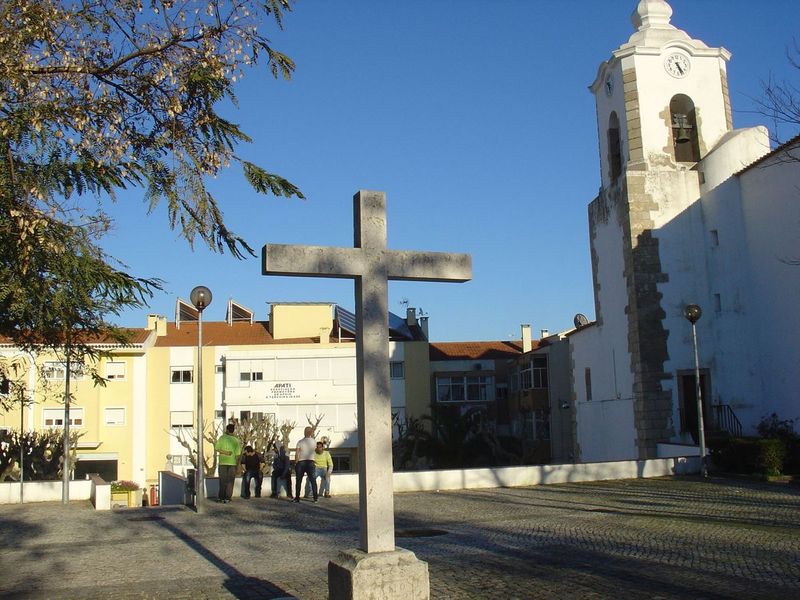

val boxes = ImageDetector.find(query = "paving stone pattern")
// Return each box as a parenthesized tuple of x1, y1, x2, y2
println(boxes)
(0, 476, 798, 599)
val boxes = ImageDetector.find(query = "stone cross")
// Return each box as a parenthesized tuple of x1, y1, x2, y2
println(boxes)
(262, 190, 471, 553)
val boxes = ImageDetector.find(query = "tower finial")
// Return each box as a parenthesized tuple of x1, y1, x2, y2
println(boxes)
(631, 0, 673, 31)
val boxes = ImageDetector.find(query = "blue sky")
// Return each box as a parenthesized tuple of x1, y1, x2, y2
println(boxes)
(103, 0, 800, 341)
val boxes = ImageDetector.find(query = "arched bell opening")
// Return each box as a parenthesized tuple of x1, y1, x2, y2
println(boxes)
(608, 111, 623, 182)
(669, 94, 701, 163)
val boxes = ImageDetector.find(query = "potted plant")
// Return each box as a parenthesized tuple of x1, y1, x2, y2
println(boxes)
(111, 480, 141, 508)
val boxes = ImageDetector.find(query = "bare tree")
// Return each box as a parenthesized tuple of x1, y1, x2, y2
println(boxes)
(753, 39, 800, 156)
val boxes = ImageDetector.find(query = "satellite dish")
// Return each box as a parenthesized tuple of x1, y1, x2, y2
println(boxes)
(573, 313, 589, 329)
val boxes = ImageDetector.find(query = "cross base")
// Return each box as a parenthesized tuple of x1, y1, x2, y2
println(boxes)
(328, 547, 429, 600)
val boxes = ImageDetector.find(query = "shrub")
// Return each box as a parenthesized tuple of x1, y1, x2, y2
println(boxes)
(757, 439, 787, 476)
(757, 413, 796, 440)
(111, 480, 140, 492)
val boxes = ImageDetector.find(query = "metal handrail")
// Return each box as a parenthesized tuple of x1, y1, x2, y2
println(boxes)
(711, 404, 743, 438)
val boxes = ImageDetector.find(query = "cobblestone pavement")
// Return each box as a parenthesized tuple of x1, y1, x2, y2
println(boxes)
(0, 476, 798, 599)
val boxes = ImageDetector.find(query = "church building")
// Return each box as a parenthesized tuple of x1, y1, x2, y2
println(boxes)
(569, 0, 800, 462)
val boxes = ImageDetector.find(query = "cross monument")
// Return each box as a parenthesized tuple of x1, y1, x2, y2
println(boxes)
(262, 190, 471, 599)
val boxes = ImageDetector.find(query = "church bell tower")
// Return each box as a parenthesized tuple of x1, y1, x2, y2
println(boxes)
(585, 0, 734, 458)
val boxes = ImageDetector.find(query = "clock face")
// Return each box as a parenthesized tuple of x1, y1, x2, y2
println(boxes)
(604, 72, 614, 97)
(664, 52, 690, 78)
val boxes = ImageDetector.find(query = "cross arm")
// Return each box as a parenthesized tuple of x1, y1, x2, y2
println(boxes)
(262, 244, 365, 279)
(385, 250, 472, 282)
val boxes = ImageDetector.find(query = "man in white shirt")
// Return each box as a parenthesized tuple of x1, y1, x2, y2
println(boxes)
(294, 426, 318, 502)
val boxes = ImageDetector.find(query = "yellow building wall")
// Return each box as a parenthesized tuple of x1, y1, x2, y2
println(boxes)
(145, 345, 172, 488)
(270, 304, 333, 340)
(1, 351, 141, 482)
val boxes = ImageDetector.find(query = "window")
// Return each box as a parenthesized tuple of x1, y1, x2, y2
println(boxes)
(239, 410, 251, 422)
(466, 375, 492, 401)
(520, 363, 533, 390)
(585, 368, 593, 402)
(523, 410, 550, 440)
(215, 410, 225, 419)
(106, 361, 126, 380)
(170, 411, 193, 427)
(437, 376, 465, 403)
(44, 361, 84, 381)
(390, 361, 405, 379)
(104, 407, 126, 426)
(215, 364, 225, 374)
(332, 454, 352, 472)
(43, 407, 84, 428)
(0, 376, 9, 396)
(495, 384, 507, 402)
(170, 367, 193, 384)
(436, 375, 494, 403)
(532, 356, 548, 389)
(240, 371, 263, 382)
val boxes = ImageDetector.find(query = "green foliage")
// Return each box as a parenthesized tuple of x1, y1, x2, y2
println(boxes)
(757, 438, 787, 477)
(756, 413, 796, 440)
(0, 427, 83, 481)
(0, 0, 303, 350)
(393, 407, 523, 471)
(709, 436, 797, 477)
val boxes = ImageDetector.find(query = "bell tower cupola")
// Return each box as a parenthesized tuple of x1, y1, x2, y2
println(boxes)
(590, 0, 733, 191)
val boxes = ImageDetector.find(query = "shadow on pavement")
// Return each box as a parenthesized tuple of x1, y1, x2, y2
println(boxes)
(156, 516, 295, 599)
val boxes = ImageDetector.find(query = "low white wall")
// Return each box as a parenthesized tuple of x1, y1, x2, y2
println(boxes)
(657, 443, 702, 458)
(324, 456, 700, 496)
(89, 475, 111, 511)
(0, 480, 92, 504)
(1, 456, 701, 504)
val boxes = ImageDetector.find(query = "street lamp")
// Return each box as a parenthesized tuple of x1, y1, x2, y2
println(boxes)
(190, 285, 212, 513)
(683, 303, 707, 478)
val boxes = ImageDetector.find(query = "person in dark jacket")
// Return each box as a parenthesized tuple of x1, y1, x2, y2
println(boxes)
(240, 445, 264, 498)
(270, 445, 291, 498)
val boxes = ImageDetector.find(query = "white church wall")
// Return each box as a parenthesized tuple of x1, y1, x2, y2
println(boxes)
(692, 176, 762, 431)
(739, 147, 800, 429)
(571, 325, 636, 463)
(700, 127, 770, 193)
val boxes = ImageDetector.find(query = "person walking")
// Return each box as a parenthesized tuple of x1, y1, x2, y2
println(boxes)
(270, 444, 291, 498)
(240, 445, 264, 499)
(293, 426, 318, 503)
(215, 422, 241, 503)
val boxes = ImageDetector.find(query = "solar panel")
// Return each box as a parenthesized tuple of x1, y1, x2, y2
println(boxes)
(335, 306, 414, 340)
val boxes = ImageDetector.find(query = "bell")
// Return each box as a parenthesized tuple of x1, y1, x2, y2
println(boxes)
(673, 113, 691, 144)
(675, 124, 691, 144)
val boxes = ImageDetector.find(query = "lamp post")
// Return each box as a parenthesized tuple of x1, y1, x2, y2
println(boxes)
(683, 303, 707, 478)
(62, 333, 72, 504)
(190, 286, 212, 513)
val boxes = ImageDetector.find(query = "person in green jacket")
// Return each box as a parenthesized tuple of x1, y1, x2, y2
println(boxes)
(215, 422, 241, 503)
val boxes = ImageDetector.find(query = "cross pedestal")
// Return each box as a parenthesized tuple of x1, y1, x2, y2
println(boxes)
(262, 190, 471, 600)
